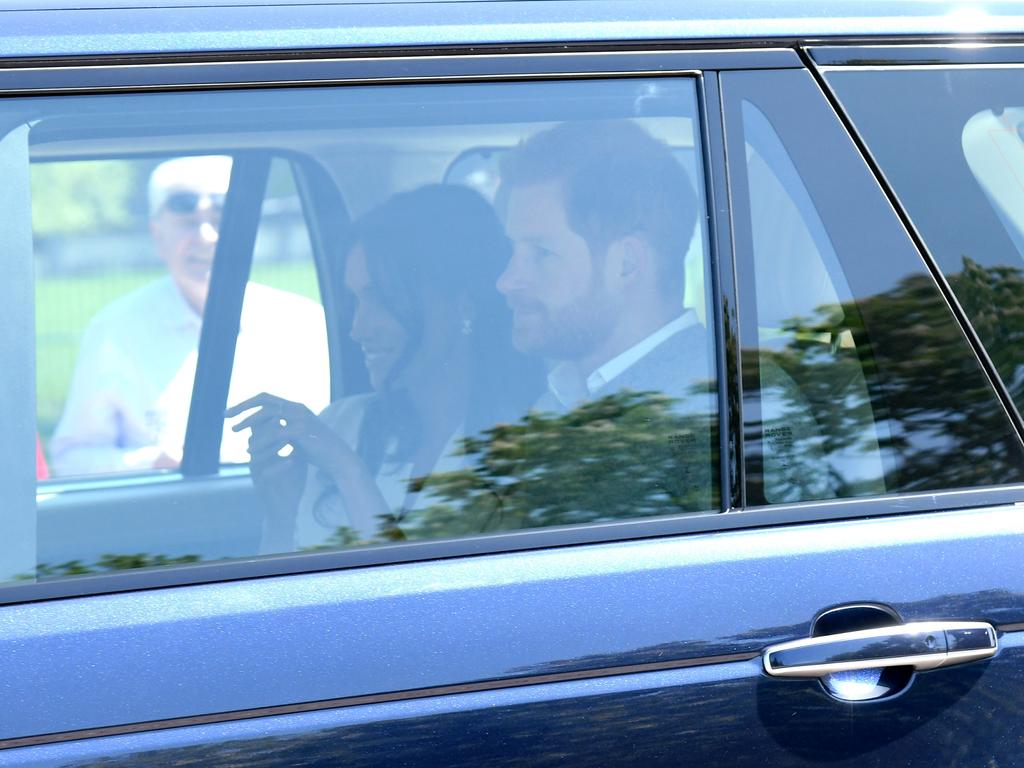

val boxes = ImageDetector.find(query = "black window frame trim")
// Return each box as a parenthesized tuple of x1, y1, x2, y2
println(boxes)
(702, 70, 743, 511)
(0, 48, 799, 95)
(8, 44, 1024, 608)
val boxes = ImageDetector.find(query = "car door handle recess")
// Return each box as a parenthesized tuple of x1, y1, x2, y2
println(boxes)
(762, 621, 997, 678)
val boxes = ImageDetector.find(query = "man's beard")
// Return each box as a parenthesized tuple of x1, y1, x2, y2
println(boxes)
(512, 285, 617, 363)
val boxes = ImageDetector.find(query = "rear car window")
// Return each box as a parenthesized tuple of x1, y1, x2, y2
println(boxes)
(824, 65, 1024, 422)
(4, 76, 719, 585)
(722, 69, 1024, 505)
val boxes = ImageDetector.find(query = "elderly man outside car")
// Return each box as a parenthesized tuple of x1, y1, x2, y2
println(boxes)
(50, 155, 328, 476)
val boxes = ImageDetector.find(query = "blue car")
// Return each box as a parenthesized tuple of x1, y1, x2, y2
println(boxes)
(1, 1, 1023, 765)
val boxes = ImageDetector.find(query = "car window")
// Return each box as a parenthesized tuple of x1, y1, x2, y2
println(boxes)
(824, 65, 1024, 422)
(225, 159, 330, 466)
(7, 76, 719, 586)
(722, 68, 1024, 506)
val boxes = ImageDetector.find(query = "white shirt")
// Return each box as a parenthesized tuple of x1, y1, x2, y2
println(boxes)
(545, 310, 699, 410)
(50, 276, 329, 476)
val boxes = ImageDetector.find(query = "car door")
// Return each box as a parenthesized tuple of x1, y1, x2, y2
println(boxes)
(0, 44, 1022, 768)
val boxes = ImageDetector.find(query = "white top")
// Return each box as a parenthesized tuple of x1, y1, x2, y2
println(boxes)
(544, 310, 699, 410)
(50, 276, 329, 476)
(292, 394, 466, 549)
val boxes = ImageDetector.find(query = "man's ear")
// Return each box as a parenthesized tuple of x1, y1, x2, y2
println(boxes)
(605, 234, 649, 289)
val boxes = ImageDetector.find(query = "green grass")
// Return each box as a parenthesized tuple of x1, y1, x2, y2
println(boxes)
(36, 262, 322, 449)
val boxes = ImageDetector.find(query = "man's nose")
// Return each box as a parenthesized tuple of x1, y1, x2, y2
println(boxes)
(349, 303, 370, 343)
(496, 251, 528, 295)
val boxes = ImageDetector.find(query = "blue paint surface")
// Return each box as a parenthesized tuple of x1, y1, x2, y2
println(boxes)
(0, 505, 1020, 743)
(1, 1, 1023, 59)
(2, 6, 1023, 764)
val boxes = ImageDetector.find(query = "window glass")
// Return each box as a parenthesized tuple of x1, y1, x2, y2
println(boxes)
(10, 77, 718, 585)
(825, 66, 1024, 420)
(444, 143, 711, 325)
(722, 69, 1024, 506)
(225, 159, 329, 466)
(35, 156, 326, 478)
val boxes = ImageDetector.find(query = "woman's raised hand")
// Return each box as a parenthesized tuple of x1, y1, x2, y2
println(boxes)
(226, 393, 353, 476)
(226, 392, 392, 544)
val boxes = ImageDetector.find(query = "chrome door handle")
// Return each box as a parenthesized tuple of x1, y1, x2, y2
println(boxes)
(763, 621, 997, 678)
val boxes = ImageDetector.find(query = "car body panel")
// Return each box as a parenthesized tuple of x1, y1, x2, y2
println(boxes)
(3, 638, 1021, 767)
(1, 1, 1024, 60)
(0, 505, 1021, 751)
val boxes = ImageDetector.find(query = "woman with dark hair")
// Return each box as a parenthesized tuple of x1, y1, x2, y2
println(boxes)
(228, 184, 539, 552)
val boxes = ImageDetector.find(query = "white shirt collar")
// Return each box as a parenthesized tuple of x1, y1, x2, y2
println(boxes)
(546, 310, 699, 409)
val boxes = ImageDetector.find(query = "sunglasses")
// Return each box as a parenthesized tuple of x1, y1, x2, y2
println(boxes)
(163, 191, 226, 215)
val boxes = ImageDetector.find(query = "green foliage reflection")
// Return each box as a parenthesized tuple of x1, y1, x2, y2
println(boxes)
(746, 257, 1024, 503)
(24, 553, 202, 581)
(305, 389, 717, 547)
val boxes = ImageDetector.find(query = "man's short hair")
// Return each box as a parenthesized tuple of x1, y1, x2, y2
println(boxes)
(148, 155, 233, 217)
(499, 120, 699, 299)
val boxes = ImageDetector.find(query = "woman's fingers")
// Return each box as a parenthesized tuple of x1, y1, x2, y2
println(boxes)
(225, 392, 285, 418)
(232, 397, 341, 477)
(249, 415, 299, 444)
(250, 417, 314, 450)
(248, 434, 296, 469)
(228, 394, 309, 433)
(250, 453, 295, 481)
(232, 408, 282, 433)
(250, 428, 294, 455)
